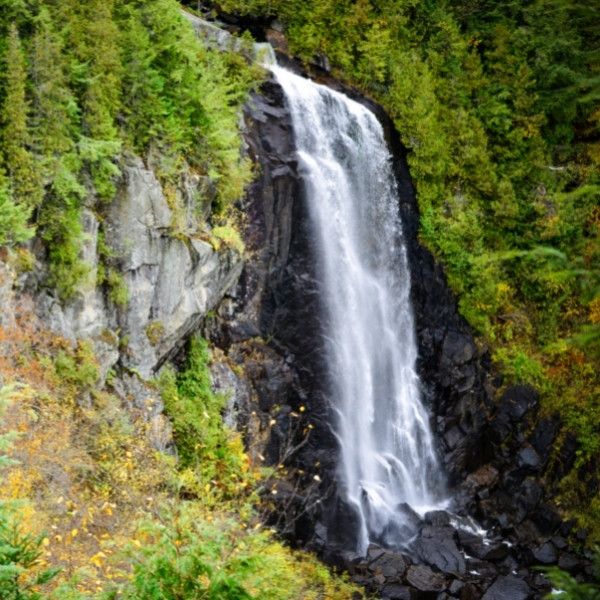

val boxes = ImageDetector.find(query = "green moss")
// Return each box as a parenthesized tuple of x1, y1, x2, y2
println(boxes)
(144, 321, 164, 346)
(211, 224, 245, 254)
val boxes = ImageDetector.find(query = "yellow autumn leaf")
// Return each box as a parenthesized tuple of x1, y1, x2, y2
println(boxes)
(90, 552, 105, 567)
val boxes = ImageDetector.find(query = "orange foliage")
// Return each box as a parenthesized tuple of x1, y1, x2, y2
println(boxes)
(0, 274, 172, 593)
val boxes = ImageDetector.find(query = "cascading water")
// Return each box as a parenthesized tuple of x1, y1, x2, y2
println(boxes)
(271, 65, 445, 554)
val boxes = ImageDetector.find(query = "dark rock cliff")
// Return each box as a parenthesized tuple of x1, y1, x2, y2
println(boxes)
(206, 62, 591, 599)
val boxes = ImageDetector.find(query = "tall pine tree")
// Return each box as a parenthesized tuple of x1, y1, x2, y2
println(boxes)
(0, 24, 42, 209)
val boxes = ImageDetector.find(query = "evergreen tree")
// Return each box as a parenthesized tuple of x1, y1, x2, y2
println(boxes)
(30, 9, 77, 167)
(0, 170, 32, 245)
(0, 24, 42, 209)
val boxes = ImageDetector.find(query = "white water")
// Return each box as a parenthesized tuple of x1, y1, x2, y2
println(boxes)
(271, 65, 444, 554)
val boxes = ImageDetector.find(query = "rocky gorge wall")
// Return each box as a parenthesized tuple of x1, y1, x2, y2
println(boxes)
(1, 31, 592, 598)
(3, 156, 243, 453)
(204, 60, 594, 598)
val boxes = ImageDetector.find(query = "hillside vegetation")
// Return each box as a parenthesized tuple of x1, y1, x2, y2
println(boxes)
(0, 273, 362, 598)
(0, 0, 257, 297)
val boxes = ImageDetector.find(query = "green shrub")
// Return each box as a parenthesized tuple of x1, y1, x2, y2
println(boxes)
(211, 225, 244, 254)
(0, 510, 62, 600)
(543, 550, 600, 599)
(159, 337, 250, 503)
(108, 502, 363, 600)
(492, 347, 545, 386)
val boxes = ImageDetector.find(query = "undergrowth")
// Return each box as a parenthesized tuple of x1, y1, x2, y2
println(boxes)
(0, 283, 363, 599)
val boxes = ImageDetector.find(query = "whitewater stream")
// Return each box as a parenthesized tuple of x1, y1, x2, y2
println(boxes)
(271, 65, 445, 554)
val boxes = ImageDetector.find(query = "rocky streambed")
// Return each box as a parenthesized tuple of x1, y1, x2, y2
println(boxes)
(338, 506, 591, 599)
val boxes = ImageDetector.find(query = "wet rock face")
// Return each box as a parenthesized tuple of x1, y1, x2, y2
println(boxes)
(206, 75, 335, 477)
(206, 66, 590, 598)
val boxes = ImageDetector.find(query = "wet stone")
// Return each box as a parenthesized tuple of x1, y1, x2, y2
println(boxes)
(458, 582, 481, 600)
(517, 445, 540, 470)
(481, 575, 530, 600)
(552, 536, 568, 550)
(368, 552, 409, 578)
(444, 426, 464, 451)
(397, 502, 424, 528)
(424, 510, 452, 527)
(448, 579, 464, 595)
(366, 545, 386, 563)
(405, 565, 445, 592)
(463, 464, 500, 494)
(532, 504, 562, 536)
(533, 541, 558, 564)
(413, 526, 466, 575)
(530, 571, 552, 594)
(381, 583, 414, 600)
(558, 553, 582, 572)
(465, 557, 498, 579)
(458, 529, 509, 562)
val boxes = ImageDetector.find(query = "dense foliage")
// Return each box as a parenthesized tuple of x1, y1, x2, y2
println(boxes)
(0, 290, 363, 598)
(0, 0, 257, 297)
(209, 0, 600, 539)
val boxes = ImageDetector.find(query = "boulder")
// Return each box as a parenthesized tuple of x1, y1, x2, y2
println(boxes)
(558, 553, 582, 573)
(458, 529, 509, 562)
(405, 565, 445, 592)
(368, 552, 410, 579)
(481, 575, 529, 600)
(517, 446, 540, 471)
(381, 583, 415, 599)
(532, 542, 558, 565)
(412, 526, 466, 575)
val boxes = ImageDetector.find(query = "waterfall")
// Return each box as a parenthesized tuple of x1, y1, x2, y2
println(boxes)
(271, 65, 445, 554)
